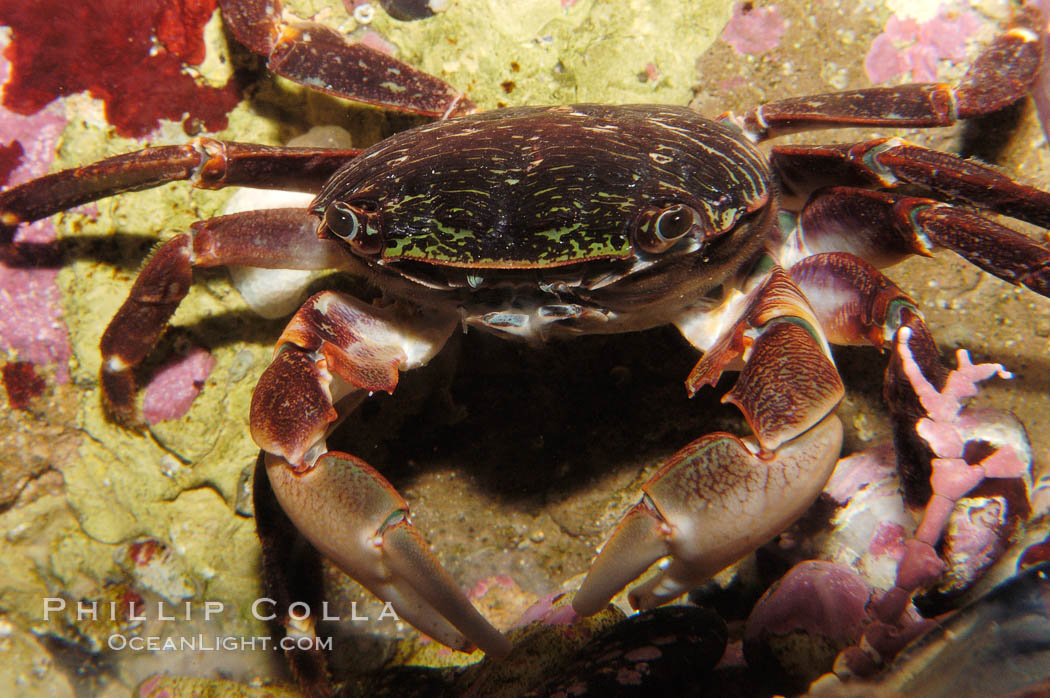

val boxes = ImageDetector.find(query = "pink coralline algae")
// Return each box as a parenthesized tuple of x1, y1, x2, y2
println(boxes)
(720, 3, 786, 56)
(784, 327, 1034, 681)
(512, 591, 580, 629)
(875, 327, 1028, 614)
(0, 36, 72, 384)
(359, 30, 399, 56)
(833, 327, 1031, 676)
(1, 0, 240, 394)
(744, 560, 872, 687)
(864, 8, 984, 84)
(142, 346, 217, 424)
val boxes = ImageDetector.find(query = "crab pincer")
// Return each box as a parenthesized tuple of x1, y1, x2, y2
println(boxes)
(250, 291, 511, 658)
(573, 415, 843, 616)
(574, 268, 847, 616)
(262, 451, 511, 656)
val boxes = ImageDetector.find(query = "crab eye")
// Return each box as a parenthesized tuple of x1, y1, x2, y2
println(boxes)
(633, 203, 699, 254)
(324, 201, 361, 241)
(655, 205, 694, 240)
(324, 200, 384, 254)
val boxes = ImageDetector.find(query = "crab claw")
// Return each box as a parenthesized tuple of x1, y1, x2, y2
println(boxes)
(251, 291, 508, 657)
(572, 414, 843, 616)
(265, 450, 512, 657)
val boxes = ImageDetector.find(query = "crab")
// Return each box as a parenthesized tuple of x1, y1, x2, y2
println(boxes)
(3, 0, 1050, 694)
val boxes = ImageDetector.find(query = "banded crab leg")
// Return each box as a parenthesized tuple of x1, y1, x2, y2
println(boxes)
(784, 252, 1032, 673)
(249, 291, 512, 658)
(0, 0, 477, 238)
(0, 138, 360, 244)
(785, 247, 948, 504)
(784, 184, 1050, 500)
(723, 5, 1043, 141)
(219, 0, 474, 117)
(788, 187, 1050, 297)
(772, 139, 1050, 229)
(573, 267, 846, 615)
(80, 209, 350, 421)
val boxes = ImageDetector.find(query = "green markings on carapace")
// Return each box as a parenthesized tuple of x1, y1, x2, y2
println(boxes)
(314, 104, 771, 269)
(382, 221, 633, 267)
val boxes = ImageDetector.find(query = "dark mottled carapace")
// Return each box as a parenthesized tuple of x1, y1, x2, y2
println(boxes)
(313, 104, 771, 269)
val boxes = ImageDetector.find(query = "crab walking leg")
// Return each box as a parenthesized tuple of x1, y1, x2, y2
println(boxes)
(785, 250, 950, 503)
(99, 209, 347, 420)
(0, 139, 360, 242)
(249, 291, 512, 657)
(780, 193, 1048, 493)
(724, 6, 1043, 141)
(772, 139, 1050, 229)
(788, 187, 1050, 297)
(219, 0, 474, 118)
(573, 266, 846, 615)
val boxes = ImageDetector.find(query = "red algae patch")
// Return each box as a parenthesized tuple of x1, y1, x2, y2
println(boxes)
(0, 0, 241, 138)
(3, 360, 45, 409)
(0, 139, 22, 186)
